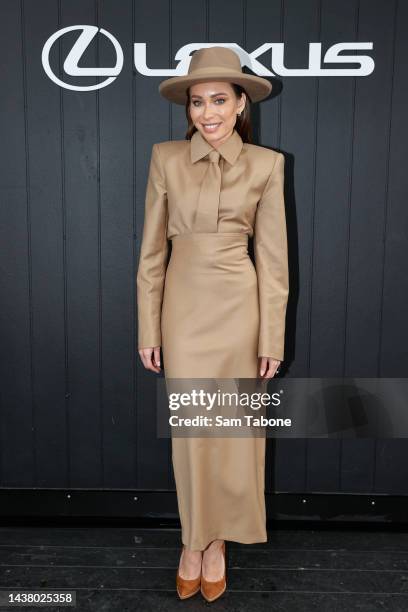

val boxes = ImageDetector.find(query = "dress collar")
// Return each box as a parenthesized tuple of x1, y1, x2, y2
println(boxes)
(190, 128, 243, 166)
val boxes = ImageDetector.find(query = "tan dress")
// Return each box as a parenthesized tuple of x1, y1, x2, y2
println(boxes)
(137, 128, 289, 551)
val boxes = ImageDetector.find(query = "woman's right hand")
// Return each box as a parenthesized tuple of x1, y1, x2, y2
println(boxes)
(138, 346, 162, 373)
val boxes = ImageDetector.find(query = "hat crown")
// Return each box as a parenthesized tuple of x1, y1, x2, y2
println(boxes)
(189, 46, 242, 75)
(158, 45, 272, 105)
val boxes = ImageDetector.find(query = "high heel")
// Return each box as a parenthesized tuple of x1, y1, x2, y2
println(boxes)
(200, 541, 226, 602)
(176, 546, 201, 599)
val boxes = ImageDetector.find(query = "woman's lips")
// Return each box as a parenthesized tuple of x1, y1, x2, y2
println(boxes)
(202, 123, 221, 133)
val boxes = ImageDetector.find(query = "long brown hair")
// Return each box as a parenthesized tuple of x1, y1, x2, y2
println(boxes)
(184, 83, 253, 143)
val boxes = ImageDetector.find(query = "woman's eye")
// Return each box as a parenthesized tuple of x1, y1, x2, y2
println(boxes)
(192, 98, 226, 106)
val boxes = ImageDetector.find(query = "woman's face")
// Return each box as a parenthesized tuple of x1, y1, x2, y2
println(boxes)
(189, 81, 246, 146)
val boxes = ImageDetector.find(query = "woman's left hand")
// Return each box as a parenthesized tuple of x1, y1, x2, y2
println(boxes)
(259, 357, 281, 380)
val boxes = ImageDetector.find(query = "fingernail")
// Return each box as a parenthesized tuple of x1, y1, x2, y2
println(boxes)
(260, 369, 265, 376)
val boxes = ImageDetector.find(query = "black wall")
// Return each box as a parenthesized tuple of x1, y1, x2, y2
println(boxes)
(0, 0, 407, 510)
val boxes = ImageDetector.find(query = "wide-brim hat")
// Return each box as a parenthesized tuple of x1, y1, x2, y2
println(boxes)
(158, 46, 272, 105)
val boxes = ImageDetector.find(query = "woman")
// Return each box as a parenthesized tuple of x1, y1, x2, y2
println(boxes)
(137, 46, 289, 602)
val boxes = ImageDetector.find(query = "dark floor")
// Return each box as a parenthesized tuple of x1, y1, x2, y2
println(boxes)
(1, 523, 408, 611)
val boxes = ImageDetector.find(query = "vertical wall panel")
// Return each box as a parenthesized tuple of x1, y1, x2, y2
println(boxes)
(375, 0, 408, 494)
(60, 0, 102, 487)
(99, 0, 136, 488)
(380, 0, 408, 377)
(24, 0, 67, 487)
(346, 0, 396, 378)
(0, 0, 33, 485)
(309, 0, 366, 494)
(134, 0, 172, 488)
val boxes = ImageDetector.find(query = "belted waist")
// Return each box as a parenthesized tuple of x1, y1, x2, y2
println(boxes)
(170, 232, 249, 244)
(168, 232, 251, 266)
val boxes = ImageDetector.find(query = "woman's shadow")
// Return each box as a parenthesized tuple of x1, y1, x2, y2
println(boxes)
(248, 76, 299, 380)
(248, 76, 300, 503)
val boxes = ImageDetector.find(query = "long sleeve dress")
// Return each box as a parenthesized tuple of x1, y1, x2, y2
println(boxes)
(137, 127, 289, 551)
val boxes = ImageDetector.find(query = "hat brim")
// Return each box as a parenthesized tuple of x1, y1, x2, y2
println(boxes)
(158, 72, 272, 105)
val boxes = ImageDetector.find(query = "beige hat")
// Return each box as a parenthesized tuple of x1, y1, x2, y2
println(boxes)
(158, 46, 272, 105)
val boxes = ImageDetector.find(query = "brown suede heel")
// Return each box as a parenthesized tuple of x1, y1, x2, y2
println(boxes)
(176, 546, 201, 599)
(200, 541, 226, 602)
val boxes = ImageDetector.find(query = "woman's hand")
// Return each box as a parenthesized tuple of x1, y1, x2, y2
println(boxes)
(259, 356, 281, 380)
(138, 346, 162, 373)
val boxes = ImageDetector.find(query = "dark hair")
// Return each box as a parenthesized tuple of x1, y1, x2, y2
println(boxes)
(184, 83, 253, 143)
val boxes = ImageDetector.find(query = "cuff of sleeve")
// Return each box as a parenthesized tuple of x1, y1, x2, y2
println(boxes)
(137, 327, 162, 350)
(257, 343, 284, 362)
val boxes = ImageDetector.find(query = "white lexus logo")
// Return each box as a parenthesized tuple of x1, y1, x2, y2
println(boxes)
(42, 26, 375, 91)
(41, 25, 124, 91)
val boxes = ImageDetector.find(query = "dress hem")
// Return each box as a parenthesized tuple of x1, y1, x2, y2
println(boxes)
(182, 532, 268, 552)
